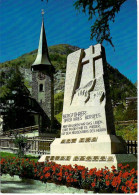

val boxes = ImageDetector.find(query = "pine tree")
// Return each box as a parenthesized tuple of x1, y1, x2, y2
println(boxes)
(0, 67, 34, 131)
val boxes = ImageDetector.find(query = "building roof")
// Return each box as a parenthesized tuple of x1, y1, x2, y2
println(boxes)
(31, 18, 54, 72)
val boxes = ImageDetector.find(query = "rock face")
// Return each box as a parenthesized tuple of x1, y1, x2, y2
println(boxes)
(39, 44, 137, 169)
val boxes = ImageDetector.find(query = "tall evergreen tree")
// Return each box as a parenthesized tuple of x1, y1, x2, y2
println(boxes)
(0, 67, 34, 131)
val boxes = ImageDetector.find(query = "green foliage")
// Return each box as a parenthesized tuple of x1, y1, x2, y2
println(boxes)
(54, 92, 64, 115)
(0, 67, 34, 131)
(0, 152, 16, 158)
(114, 104, 125, 121)
(116, 124, 137, 140)
(0, 152, 38, 162)
(74, 0, 126, 47)
(13, 134, 30, 158)
(50, 53, 67, 72)
(114, 101, 137, 122)
(24, 80, 31, 88)
(55, 112, 62, 123)
(107, 64, 137, 105)
(124, 102, 137, 121)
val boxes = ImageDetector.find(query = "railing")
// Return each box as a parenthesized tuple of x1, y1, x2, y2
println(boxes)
(3, 125, 39, 136)
(0, 137, 53, 155)
(126, 140, 137, 154)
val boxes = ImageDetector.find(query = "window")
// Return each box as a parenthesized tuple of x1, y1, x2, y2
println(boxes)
(39, 84, 43, 92)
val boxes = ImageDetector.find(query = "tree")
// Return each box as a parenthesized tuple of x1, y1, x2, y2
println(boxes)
(74, 0, 127, 48)
(42, 0, 127, 48)
(124, 101, 137, 121)
(13, 133, 31, 157)
(0, 67, 34, 131)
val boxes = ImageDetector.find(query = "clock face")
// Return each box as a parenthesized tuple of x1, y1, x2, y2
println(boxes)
(38, 72, 45, 80)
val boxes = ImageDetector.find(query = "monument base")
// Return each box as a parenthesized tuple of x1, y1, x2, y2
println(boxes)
(38, 154, 137, 170)
(38, 135, 137, 169)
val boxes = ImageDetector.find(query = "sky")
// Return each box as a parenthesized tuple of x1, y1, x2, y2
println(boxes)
(0, 0, 137, 83)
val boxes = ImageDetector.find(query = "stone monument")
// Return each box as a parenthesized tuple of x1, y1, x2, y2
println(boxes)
(39, 44, 136, 169)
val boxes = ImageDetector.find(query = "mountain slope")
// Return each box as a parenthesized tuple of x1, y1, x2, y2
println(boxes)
(0, 43, 137, 105)
(0, 44, 80, 72)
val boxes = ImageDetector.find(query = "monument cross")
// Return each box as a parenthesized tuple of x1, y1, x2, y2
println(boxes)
(81, 45, 102, 79)
(71, 45, 103, 105)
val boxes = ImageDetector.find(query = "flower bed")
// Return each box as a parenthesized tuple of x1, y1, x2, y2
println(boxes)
(1, 156, 137, 193)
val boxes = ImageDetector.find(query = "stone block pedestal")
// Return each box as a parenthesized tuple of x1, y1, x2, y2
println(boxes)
(38, 135, 137, 169)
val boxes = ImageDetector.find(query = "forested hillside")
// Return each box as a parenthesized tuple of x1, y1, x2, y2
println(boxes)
(0, 44, 137, 122)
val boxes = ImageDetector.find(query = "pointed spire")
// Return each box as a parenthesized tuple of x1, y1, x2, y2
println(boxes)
(31, 10, 54, 71)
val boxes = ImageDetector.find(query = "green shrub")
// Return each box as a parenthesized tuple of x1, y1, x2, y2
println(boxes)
(13, 134, 30, 158)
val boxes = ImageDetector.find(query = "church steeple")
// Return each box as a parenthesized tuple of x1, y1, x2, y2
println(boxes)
(31, 10, 55, 133)
(31, 10, 54, 71)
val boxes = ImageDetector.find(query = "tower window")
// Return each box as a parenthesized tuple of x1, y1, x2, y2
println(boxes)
(39, 84, 43, 92)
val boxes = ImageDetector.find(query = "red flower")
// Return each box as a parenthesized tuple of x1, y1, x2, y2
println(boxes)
(71, 178, 74, 182)
(95, 170, 102, 177)
(106, 180, 110, 186)
(65, 172, 68, 176)
(74, 179, 77, 182)
(109, 172, 114, 180)
(118, 163, 122, 168)
(45, 173, 50, 178)
(91, 182, 96, 187)
(82, 175, 85, 179)
(122, 172, 129, 179)
(121, 186, 128, 193)
(58, 177, 62, 181)
(111, 165, 116, 170)
(103, 170, 108, 175)
(40, 176, 43, 180)
(125, 164, 130, 168)
(76, 165, 86, 171)
(105, 175, 109, 179)
(125, 180, 133, 188)
(66, 178, 71, 182)
(34, 168, 37, 173)
(130, 168, 136, 175)
(88, 168, 97, 175)
(58, 171, 62, 177)
(111, 177, 121, 187)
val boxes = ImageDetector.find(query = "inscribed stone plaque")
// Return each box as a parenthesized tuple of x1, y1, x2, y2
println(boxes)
(61, 44, 115, 138)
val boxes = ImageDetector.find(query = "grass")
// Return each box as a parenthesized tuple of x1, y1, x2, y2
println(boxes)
(0, 152, 39, 162)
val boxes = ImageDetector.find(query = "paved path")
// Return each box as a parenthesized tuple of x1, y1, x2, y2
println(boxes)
(1, 174, 93, 194)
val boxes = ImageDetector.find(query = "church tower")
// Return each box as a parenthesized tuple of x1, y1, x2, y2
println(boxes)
(31, 10, 55, 132)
